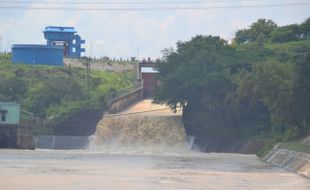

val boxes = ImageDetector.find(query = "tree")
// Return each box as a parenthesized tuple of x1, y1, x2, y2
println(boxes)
(25, 78, 86, 117)
(0, 77, 27, 102)
(293, 53, 310, 129)
(234, 19, 277, 43)
(155, 35, 234, 110)
(236, 60, 295, 130)
(269, 24, 300, 42)
(300, 17, 310, 39)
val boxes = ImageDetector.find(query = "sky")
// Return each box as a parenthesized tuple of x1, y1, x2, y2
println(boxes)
(0, 0, 309, 59)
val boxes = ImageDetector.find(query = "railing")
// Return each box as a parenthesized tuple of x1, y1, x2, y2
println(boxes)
(108, 84, 143, 114)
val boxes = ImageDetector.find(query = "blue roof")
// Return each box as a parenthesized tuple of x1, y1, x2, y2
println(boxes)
(44, 26, 77, 33)
(12, 44, 64, 50)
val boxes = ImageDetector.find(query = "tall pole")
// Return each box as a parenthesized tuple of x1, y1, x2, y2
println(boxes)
(137, 46, 140, 80)
(0, 36, 2, 53)
(90, 42, 93, 58)
(7, 40, 11, 53)
(87, 57, 90, 91)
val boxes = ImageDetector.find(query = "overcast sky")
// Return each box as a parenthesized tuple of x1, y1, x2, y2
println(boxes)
(0, 0, 309, 59)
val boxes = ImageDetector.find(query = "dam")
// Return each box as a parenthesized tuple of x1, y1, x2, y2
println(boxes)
(1, 99, 310, 189)
(92, 99, 187, 151)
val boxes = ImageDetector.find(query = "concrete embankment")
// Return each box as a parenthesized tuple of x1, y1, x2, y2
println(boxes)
(34, 136, 89, 149)
(263, 145, 310, 178)
(192, 138, 265, 154)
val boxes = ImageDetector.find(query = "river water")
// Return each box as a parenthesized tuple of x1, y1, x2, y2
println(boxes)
(3, 100, 309, 189)
(0, 149, 309, 190)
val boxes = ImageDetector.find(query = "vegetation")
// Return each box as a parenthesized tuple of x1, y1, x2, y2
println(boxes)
(154, 18, 310, 154)
(0, 55, 135, 134)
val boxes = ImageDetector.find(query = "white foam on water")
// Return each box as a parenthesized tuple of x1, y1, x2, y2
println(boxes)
(89, 114, 196, 155)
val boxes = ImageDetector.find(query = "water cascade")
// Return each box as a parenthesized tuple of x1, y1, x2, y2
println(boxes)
(92, 114, 187, 151)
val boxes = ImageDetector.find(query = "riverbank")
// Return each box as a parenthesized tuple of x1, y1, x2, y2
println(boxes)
(263, 145, 310, 178)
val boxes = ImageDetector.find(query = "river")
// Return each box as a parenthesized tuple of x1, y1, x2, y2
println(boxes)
(0, 149, 309, 190)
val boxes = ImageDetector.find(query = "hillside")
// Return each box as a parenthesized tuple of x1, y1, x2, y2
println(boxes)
(0, 54, 136, 135)
(154, 18, 310, 155)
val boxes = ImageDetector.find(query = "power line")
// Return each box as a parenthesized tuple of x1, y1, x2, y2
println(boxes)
(0, 0, 267, 5)
(0, 2, 309, 11)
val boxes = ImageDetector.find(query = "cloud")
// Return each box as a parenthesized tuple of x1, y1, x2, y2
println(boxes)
(0, 0, 309, 57)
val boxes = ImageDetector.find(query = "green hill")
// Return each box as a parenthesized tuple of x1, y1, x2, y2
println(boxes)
(0, 54, 136, 135)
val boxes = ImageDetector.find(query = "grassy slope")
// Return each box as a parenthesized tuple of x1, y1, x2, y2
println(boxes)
(0, 54, 136, 134)
(255, 40, 310, 156)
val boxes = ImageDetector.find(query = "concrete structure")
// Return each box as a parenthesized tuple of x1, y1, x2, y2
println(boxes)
(141, 67, 159, 98)
(0, 102, 34, 149)
(263, 145, 310, 178)
(108, 87, 143, 114)
(34, 136, 89, 149)
(12, 26, 85, 66)
(138, 58, 159, 97)
(44, 26, 85, 58)
(0, 102, 19, 148)
(0, 102, 19, 125)
(12, 44, 64, 66)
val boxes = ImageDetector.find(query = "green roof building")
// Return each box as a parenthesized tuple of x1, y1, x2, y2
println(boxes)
(0, 102, 20, 125)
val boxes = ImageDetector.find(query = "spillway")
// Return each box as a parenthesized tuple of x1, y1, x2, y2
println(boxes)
(91, 99, 188, 151)
(94, 115, 186, 149)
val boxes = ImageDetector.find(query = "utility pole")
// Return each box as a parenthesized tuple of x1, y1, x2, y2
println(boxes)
(0, 36, 2, 53)
(90, 42, 93, 58)
(7, 40, 11, 53)
(136, 46, 140, 80)
(83, 57, 91, 95)
(86, 57, 91, 92)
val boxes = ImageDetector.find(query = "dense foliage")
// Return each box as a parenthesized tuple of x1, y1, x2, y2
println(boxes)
(0, 57, 135, 129)
(155, 18, 310, 144)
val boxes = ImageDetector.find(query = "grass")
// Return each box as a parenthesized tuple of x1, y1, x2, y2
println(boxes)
(278, 141, 310, 154)
(0, 54, 137, 135)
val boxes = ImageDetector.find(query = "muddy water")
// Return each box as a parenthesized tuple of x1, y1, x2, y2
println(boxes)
(0, 149, 309, 190)
(3, 101, 308, 189)
(93, 99, 186, 150)
(94, 115, 186, 149)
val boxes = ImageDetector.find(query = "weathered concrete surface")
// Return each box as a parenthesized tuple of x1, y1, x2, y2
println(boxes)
(0, 125, 17, 148)
(120, 99, 181, 116)
(192, 138, 265, 154)
(263, 145, 310, 178)
(52, 109, 104, 136)
(108, 88, 143, 114)
(16, 126, 34, 149)
(34, 136, 89, 149)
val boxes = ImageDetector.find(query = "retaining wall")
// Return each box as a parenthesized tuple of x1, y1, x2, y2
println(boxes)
(108, 88, 143, 114)
(34, 135, 89, 149)
(262, 145, 310, 178)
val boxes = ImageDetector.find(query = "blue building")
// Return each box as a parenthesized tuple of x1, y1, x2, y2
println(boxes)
(12, 26, 85, 66)
(44, 26, 85, 58)
(12, 44, 64, 66)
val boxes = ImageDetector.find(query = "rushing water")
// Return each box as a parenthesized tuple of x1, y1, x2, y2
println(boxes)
(0, 149, 309, 190)
(93, 115, 187, 151)
(2, 101, 308, 189)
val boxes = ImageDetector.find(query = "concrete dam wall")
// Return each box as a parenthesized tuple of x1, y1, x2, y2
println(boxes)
(91, 99, 189, 151)
(34, 136, 89, 149)
(263, 145, 310, 178)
